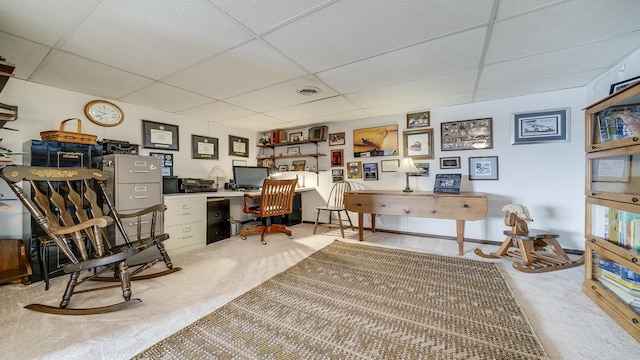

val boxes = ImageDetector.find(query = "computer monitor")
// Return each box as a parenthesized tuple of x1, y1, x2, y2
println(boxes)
(232, 166, 269, 190)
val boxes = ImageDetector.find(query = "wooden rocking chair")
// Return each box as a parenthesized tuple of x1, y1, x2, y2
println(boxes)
(1, 165, 179, 314)
(474, 204, 584, 273)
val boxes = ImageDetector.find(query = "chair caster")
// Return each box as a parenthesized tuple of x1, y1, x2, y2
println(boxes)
(261, 240, 267, 245)
(288, 236, 293, 239)
(241, 236, 247, 240)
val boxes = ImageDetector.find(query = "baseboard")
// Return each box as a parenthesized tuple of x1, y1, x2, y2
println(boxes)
(302, 221, 584, 255)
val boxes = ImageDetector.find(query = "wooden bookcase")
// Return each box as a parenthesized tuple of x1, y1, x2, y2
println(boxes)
(583, 81, 640, 342)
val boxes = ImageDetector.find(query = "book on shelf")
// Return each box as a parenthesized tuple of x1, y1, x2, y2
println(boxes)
(597, 206, 640, 250)
(599, 259, 640, 287)
(598, 274, 640, 314)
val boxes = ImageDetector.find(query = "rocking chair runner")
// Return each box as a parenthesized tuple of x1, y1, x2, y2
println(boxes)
(475, 204, 584, 273)
(0, 165, 179, 314)
(240, 178, 298, 245)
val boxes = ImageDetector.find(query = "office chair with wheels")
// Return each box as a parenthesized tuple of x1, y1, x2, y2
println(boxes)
(313, 180, 354, 238)
(240, 178, 298, 244)
(0, 165, 178, 314)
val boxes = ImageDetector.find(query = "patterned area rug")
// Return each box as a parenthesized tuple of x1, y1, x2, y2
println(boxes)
(133, 241, 548, 359)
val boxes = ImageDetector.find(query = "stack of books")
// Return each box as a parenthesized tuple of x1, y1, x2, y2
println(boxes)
(598, 259, 640, 314)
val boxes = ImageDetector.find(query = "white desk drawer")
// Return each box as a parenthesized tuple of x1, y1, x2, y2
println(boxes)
(164, 197, 206, 225)
(164, 221, 205, 251)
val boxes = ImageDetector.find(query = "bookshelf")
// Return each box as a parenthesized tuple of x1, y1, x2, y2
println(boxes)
(584, 81, 640, 342)
(257, 127, 328, 174)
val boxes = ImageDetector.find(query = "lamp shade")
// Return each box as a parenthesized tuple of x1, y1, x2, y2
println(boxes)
(397, 158, 420, 173)
(208, 166, 226, 179)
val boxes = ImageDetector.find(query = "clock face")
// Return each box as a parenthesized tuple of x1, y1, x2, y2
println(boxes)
(84, 100, 124, 127)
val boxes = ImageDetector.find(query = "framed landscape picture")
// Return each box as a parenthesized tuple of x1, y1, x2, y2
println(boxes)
(511, 108, 569, 144)
(353, 124, 398, 158)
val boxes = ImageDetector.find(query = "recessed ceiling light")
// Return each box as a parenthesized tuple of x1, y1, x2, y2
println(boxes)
(296, 86, 321, 96)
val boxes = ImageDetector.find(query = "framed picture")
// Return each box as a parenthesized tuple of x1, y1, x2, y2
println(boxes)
(309, 126, 327, 141)
(329, 132, 346, 146)
(142, 120, 179, 150)
(610, 75, 640, 94)
(347, 161, 363, 179)
(331, 149, 344, 167)
(229, 135, 249, 157)
(591, 156, 631, 183)
(381, 159, 400, 172)
(512, 108, 570, 144)
(408, 161, 429, 177)
(433, 174, 461, 194)
(289, 132, 303, 143)
(191, 135, 218, 159)
(232, 160, 247, 167)
(287, 146, 301, 156)
(332, 169, 344, 183)
(406, 111, 430, 128)
(353, 124, 398, 157)
(403, 128, 434, 159)
(278, 164, 289, 172)
(363, 163, 378, 181)
(150, 152, 173, 176)
(292, 159, 306, 171)
(441, 118, 492, 151)
(440, 157, 460, 169)
(469, 156, 499, 180)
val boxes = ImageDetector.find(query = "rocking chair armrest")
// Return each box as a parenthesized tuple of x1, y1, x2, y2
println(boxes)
(49, 216, 114, 235)
(117, 204, 167, 218)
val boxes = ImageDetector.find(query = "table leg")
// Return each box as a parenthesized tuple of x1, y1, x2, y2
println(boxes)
(370, 214, 376, 233)
(358, 212, 364, 241)
(456, 220, 465, 255)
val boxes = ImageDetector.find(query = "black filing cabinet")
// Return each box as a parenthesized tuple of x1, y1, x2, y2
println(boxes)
(207, 198, 230, 244)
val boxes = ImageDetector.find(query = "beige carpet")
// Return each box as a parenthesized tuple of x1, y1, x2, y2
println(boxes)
(133, 240, 548, 359)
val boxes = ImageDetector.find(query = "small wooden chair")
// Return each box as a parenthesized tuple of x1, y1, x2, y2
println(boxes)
(240, 178, 298, 245)
(475, 204, 584, 273)
(313, 180, 354, 238)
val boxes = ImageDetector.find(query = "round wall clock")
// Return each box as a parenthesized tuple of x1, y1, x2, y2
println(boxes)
(84, 100, 124, 127)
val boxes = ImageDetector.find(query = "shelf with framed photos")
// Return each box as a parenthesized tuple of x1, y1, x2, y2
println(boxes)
(584, 80, 640, 343)
(257, 126, 328, 175)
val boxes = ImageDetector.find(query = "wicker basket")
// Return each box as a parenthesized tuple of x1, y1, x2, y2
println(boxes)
(40, 118, 97, 145)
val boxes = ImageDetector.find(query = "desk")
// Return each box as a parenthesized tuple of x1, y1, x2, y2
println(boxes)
(343, 190, 487, 255)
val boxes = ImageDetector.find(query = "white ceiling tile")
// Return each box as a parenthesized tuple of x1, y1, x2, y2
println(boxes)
(217, 114, 292, 132)
(29, 51, 154, 99)
(346, 70, 478, 109)
(480, 34, 640, 90)
(224, 76, 338, 112)
(265, 96, 359, 121)
(119, 82, 213, 112)
(487, 0, 640, 64)
(495, 0, 563, 19)
(318, 28, 486, 93)
(61, 0, 253, 79)
(365, 93, 473, 118)
(164, 40, 307, 99)
(264, 0, 494, 72)
(475, 69, 603, 102)
(210, 0, 332, 34)
(0, 0, 99, 46)
(181, 101, 254, 122)
(0, 33, 51, 79)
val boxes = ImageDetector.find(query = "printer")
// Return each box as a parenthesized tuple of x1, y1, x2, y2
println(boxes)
(177, 178, 217, 193)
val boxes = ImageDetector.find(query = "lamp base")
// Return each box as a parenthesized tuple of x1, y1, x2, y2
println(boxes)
(403, 187, 413, 192)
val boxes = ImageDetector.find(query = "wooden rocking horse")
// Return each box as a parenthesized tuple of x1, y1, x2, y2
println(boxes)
(474, 204, 584, 273)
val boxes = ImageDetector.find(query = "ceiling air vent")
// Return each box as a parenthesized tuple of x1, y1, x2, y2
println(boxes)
(296, 86, 321, 96)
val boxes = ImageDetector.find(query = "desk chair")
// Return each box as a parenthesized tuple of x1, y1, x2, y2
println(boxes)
(313, 180, 354, 238)
(475, 204, 583, 273)
(1, 165, 178, 314)
(240, 178, 297, 245)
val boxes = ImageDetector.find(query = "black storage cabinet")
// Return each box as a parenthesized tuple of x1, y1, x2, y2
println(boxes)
(207, 198, 230, 244)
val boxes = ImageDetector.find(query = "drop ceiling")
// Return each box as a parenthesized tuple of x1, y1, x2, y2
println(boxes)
(1, 0, 640, 132)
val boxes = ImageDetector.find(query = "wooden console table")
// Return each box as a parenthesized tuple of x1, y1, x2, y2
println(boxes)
(343, 190, 487, 255)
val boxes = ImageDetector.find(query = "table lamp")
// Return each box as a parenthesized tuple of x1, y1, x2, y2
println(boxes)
(269, 165, 282, 178)
(208, 165, 226, 190)
(397, 158, 420, 192)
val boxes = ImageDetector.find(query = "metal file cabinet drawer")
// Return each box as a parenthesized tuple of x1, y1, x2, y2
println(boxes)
(115, 155, 162, 184)
(116, 183, 162, 210)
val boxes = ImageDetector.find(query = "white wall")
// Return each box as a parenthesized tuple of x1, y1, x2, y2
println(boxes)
(0, 78, 587, 250)
(309, 88, 586, 250)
